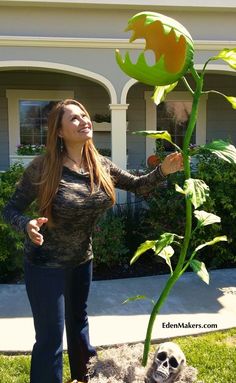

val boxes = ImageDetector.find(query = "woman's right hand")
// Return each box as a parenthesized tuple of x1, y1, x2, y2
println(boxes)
(26, 217, 48, 246)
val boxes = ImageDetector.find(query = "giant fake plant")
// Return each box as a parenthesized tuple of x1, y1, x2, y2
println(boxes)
(116, 11, 236, 366)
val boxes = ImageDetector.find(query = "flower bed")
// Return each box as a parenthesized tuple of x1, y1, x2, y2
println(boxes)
(16, 144, 46, 155)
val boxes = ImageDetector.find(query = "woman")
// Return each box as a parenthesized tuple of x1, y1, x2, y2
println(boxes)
(3, 99, 183, 383)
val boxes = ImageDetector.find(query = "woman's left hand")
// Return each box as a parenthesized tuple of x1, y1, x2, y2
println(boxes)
(160, 152, 184, 176)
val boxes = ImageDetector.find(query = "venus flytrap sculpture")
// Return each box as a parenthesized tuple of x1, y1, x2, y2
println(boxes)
(116, 11, 236, 367)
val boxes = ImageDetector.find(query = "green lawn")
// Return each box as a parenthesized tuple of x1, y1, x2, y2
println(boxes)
(0, 328, 235, 383)
(173, 328, 236, 383)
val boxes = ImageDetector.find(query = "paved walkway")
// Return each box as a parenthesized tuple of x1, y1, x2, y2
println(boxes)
(0, 268, 236, 352)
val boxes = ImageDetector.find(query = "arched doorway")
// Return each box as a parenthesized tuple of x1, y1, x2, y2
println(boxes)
(0, 61, 117, 170)
(121, 65, 236, 168)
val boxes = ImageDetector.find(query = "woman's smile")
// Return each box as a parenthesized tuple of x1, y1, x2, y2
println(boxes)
(78, 126, 91, 134)
(59, 104, 93, 143)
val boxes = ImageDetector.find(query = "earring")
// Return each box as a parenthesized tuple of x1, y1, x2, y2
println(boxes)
(60, 137, 64, 152)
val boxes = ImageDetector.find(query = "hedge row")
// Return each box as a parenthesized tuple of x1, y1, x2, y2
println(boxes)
(0, 153, 235, 282)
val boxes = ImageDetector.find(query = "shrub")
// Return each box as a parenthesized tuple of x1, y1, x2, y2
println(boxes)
(140, 172, 186, 271)
(140, 152, 236, 270)
(98, 148, 111, 157)
(92, 210, 130, 270)
(92, 113, 111, 123)
(0, 164, 131, 282)
(194, 150, 236, 268)
(0, 163, 40, 282)
(1, 152, 236, 283)
(0, 163, 25, 282)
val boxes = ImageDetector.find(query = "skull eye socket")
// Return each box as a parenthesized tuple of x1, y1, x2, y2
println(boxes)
(169, 356, 179, 368)
(157, 352, 167, 361)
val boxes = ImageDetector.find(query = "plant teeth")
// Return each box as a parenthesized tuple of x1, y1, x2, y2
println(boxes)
(129, 31, 137, 43)
(127, 50, 141, 65)
(143, 50, 156, 66)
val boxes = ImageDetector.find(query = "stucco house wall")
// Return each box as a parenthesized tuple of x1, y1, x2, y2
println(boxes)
(0, 0, 236, 175)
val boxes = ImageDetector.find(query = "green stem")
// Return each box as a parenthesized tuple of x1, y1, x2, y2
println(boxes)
(142, 271, 179, 365)
(201, 57, 214, 77)
(177, 67, 203, 265)
(171, 142, 183, 153)
(202, 89, 227, 98)
(180, 250, 197, 276)
(175, 67, 203, 271)
(142, 66, 204, 366)
(183, 68, 202, 159)
(182, 76, 194, 95)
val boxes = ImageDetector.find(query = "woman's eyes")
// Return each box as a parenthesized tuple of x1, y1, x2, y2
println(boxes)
(71, 115, 88, 121)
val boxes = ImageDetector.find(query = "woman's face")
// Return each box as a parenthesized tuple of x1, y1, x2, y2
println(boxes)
(59, 103, 93, 145)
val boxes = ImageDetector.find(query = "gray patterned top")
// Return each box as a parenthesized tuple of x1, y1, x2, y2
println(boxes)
(3, 155, 166, 268)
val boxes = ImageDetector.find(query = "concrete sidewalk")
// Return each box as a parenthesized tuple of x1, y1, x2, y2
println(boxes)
(0, 268, 236, 352)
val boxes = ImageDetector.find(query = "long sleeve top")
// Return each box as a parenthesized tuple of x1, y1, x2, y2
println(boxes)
(3, 155, 166, 268)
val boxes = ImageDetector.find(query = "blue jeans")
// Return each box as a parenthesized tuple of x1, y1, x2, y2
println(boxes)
(24, 259, 96, 383)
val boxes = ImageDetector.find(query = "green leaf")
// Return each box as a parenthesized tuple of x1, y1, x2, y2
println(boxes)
(133, 130, 181, 151)
(201, 140, 236, 163)
(154, 233, 175, 254)
(186, 179, 210, 209)
(175, 184, 185, 195)
(176, 179, 210, 209)
(212, 48, 236, 70)
(152, 82, 178, 106)
(224, 96, 236, 109)
(158, 245, 174, 274)
(130, 240, 156, 265)
(122, 295, 147, 304)
(194, 210, 221, 227)
(133, 130, 173, 143)
(122, 295, 155, 305)
(205, 91, 236, 109)
(131, 233, 183, 265)
(195, 236, 227, 253)
(154, 232, 183, 255)
(190, 260, 209, 285)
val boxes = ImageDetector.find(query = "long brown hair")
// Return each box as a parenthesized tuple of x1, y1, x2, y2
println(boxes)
(38, 99, 116, 226)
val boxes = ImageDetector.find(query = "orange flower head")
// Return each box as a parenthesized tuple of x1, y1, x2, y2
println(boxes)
(116, 11, 194, 86)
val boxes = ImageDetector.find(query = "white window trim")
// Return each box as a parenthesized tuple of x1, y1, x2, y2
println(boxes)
(6, 89, 74, 157)
(144, 91, 208, 158)
(1, 0, 235, 9)
(0, 36, 235, 52)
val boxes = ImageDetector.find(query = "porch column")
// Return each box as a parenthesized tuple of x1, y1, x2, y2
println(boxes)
(109, 103, 129, 204)
(144, 92, 156, 161)
(196, 94, 208, 145)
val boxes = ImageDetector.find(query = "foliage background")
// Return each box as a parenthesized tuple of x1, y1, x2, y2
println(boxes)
(0, 164, 27, 282)
(0, 157, 235, 283)
(140, 153, 236, 271)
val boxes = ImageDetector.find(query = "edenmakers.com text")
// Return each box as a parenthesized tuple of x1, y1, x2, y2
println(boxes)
(162, 322, 218, 329)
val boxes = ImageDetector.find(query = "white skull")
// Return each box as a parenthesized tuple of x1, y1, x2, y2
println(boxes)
(152, 342, 186, 383)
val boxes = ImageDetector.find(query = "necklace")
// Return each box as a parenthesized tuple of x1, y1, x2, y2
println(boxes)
(65, 153, 85, 174)
(65, 153, 81, 166)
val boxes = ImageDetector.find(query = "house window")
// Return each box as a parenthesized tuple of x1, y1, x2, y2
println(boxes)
(6, 90, 74, 157)
(144, 91, 207, 159)
(156, 100, 195, 150)
(19, 100, 57, 145)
